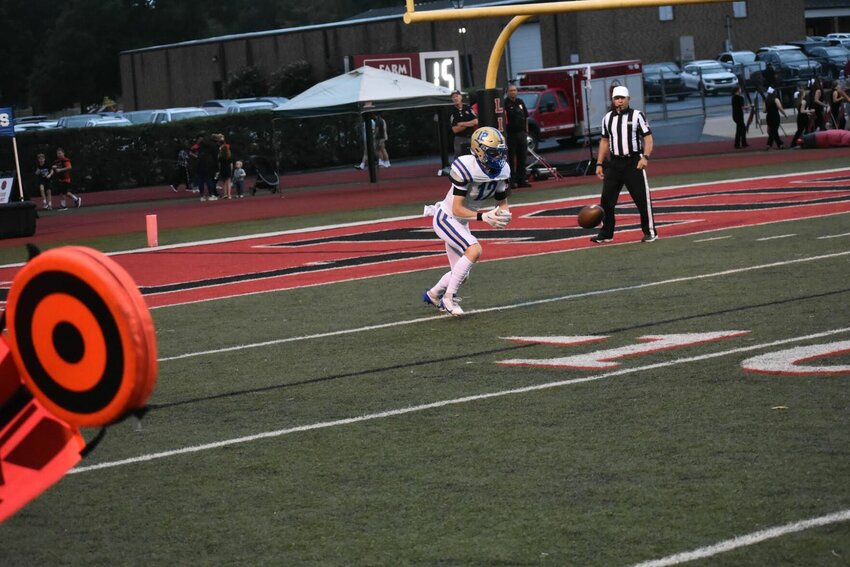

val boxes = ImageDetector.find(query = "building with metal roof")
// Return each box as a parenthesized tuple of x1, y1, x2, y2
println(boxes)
(120, 0, 806, 111)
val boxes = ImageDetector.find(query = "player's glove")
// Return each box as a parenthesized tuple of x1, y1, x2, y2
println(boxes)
(481, 208, 512, 229)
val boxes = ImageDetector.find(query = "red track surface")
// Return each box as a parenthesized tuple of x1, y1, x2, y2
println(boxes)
(4, 139, 850, 250)
(3, 166, 846, 308)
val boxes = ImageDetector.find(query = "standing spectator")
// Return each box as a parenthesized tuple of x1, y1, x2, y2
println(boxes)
(374, 113, 391, 168)
(354, 116, 376, 170)
(808, 78, 826, 131)
(232, 160, 246, 198)
(830, 80, 844, 129)
(194, 133, 219, 201)
(764, 87, 786, 150)
(214, 133, 233, 199)
(503, 84, 531, 188)
(51, 147, 82, 209)
(170, 141, 191, 192)
(449, 90, 478, 160)
(732, 85, 749, 148)
(34, 153, 53, 210)
(789, 86, 812, 148)
(592, 86, 657, 243)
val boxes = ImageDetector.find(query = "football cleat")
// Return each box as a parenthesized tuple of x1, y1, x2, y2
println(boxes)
(470, 126, 508, 177)
(590, 234, 613, 243)
(439, 295, 464, 316)
(641, 234, 658, 242)
(422, 290, 441, 309)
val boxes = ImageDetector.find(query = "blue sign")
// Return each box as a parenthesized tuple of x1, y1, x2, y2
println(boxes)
(0, 107, 14, 137)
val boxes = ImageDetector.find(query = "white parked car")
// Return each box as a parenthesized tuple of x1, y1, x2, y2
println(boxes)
(151, 107, 209, 124)
(85, 116, 133, 127)
(56, 114, 107, 128)
(122, 110, 157, 125)
(682, 60, 739, 94)
(14, 122, 56, 133)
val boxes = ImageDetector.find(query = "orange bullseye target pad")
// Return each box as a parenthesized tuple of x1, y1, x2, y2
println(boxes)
(6, 246, 157, 427)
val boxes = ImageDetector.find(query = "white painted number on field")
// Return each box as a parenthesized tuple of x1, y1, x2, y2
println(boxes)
(741, 340, 850, 375)
(498, 332, 750, 369)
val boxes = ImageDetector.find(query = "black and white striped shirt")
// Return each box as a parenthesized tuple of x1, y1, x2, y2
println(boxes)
(601, 108, 652, 156)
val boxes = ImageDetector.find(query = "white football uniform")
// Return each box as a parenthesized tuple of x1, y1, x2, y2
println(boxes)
(432, 155, 511, 256)
(439, 155, 511, 216)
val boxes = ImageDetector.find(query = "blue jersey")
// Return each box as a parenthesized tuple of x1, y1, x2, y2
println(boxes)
(440, 155, 511, 219)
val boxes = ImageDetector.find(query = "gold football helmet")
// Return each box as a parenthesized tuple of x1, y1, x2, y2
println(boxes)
(470, 126, 507, 176)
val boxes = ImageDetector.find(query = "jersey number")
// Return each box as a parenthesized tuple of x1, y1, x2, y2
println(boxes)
(475, 181, 498, 201)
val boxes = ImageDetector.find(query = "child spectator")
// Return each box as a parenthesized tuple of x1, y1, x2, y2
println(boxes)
(34, 153, 53, 210)
(232, 161, 246, 198)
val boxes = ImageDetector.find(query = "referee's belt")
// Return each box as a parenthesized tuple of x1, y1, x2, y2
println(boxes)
(610, 153, 642, 159)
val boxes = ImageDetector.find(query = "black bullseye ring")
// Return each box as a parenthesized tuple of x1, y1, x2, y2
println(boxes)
(14, 271, 124, 414)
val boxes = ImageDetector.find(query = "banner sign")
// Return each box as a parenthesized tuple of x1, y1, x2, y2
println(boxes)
(0, 108, 14, 137)
(0, 177, 14, 204)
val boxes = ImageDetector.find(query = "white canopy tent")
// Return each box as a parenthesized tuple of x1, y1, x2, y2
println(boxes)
(273, 66, 454, 118)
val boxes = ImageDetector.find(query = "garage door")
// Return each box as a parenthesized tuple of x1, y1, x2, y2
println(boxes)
(507, 22, 543, 80)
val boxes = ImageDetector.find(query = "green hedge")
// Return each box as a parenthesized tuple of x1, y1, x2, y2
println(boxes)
(7, 107, 445, 194)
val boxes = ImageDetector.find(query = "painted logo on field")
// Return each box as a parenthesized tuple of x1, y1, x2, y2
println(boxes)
(498, 332, 850, 376)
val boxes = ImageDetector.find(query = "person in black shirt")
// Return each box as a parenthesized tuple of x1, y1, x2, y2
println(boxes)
(732, 86, 749, 148)
(503, 84, 531, 188)
(592, 85, 657, 243)
(449, 90, 478, 160)
(764, 86, 786, 150)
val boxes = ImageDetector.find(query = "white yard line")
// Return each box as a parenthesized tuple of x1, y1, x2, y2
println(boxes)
(693, 235, 732, 243)
(756, 234, 796, 241)
(817, 232, 850, 240)
(158, 249, 850, 362)
(72, 324, 850, 475)
(630, 508, 850, 567)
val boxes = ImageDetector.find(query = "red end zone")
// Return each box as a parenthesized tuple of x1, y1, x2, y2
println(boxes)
(5, 170, 850, 308)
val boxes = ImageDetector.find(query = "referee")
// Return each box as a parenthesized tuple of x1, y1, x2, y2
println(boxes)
(592, 85, 657, 243)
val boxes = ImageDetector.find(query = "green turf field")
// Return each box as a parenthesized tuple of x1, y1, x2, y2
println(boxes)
(2, 158, 849, 566)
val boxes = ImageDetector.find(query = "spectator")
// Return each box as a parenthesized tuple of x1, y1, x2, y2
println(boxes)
(34, 153, 53, 210)
(764, 87, 786, 150)
(732, 85, 749, 148)
(170, 141, 192, 192)
(503, 84, 531, 188)
(374, 112, 391, 168)
(354, 116, 376, 170)
(449, 90, 478, 160)
(232, 160, 246, 198)
(808, 78, 827, 131)
(51, 147, 81, 209)
(214, 133, 233, 199)
(789, 86, 812, 148)
(194, 133, 219, 201)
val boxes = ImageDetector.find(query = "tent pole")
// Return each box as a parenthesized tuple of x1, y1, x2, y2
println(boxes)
(12, 137, 24, 200)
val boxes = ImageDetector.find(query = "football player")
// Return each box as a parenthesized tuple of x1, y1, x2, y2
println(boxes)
(423, 126, 512, 316)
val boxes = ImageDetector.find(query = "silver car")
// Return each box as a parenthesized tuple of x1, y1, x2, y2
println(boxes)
(682, 60, 739, 94)
(151, 107, 209, 124)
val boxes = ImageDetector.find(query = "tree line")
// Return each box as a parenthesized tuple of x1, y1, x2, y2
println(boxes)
(0, 0, 400, 114)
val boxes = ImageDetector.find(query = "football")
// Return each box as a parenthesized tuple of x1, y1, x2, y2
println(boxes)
(577, 205, 604, 229)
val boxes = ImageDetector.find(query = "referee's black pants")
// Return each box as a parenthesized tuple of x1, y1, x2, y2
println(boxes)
(598, 155, 656, 239)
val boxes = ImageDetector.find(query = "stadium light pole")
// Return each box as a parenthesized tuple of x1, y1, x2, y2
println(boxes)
(452, 0, 473, 89)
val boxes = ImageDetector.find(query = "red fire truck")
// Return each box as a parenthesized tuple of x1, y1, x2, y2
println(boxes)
(515, 60, 644, 149)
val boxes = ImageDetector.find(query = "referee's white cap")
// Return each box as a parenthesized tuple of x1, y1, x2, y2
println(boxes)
(612, 86, 630, 98)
